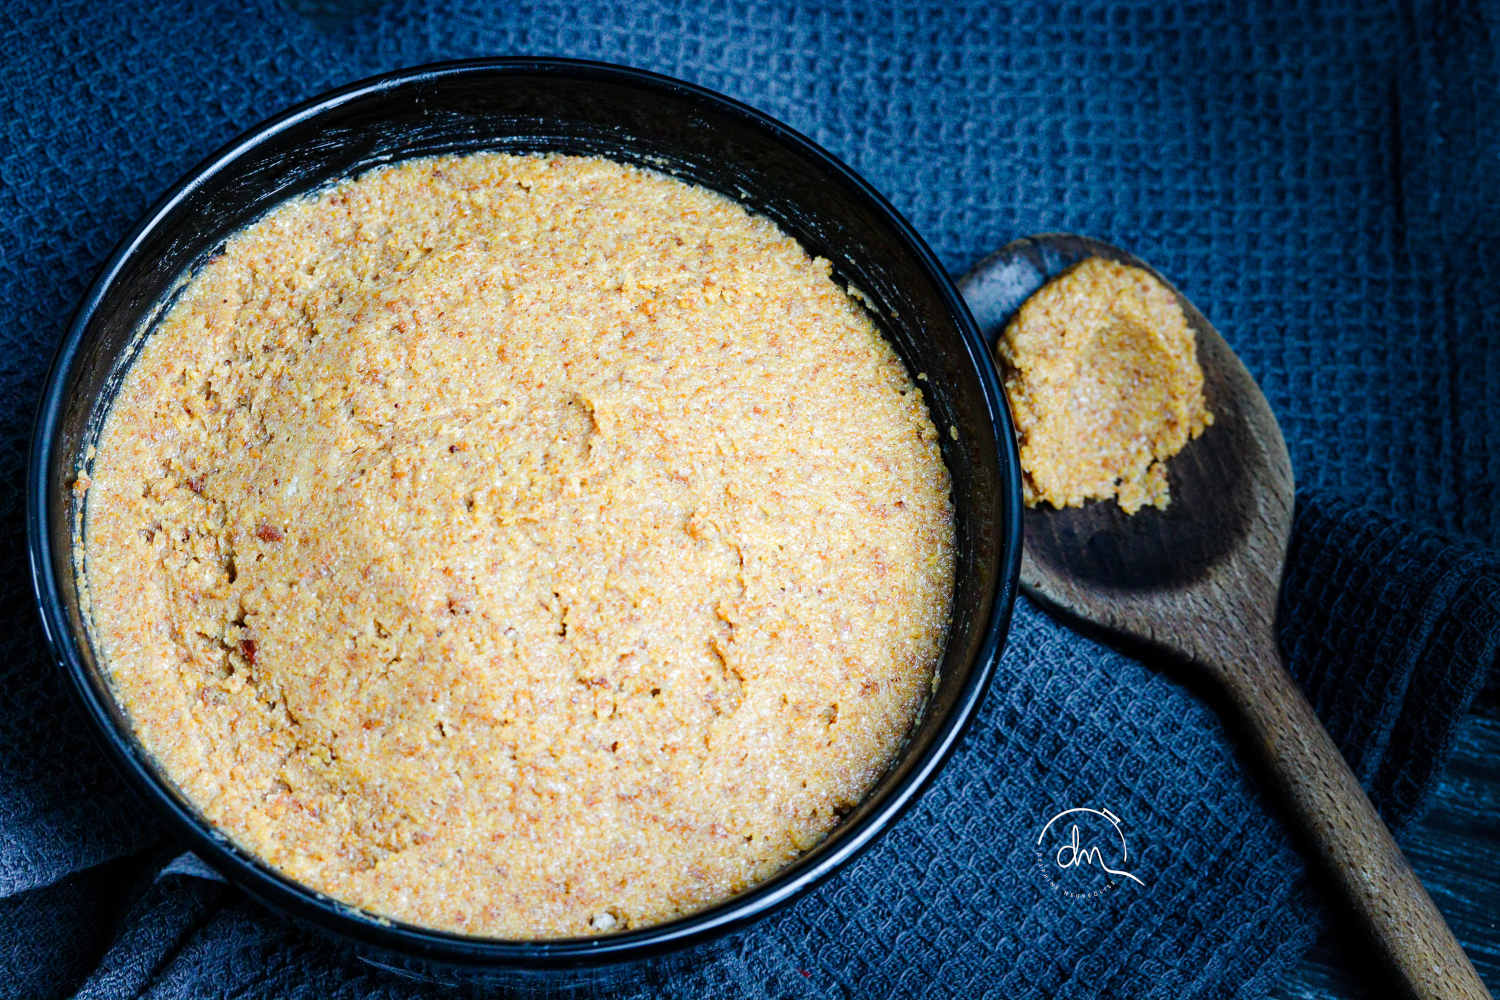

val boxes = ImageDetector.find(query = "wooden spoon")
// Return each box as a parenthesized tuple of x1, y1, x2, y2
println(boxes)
(959, 233, 1491, 1000)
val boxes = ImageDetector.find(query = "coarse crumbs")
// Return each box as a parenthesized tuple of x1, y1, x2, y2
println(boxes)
(996, 256, 1213, 513)
(78, 152, 956, 939)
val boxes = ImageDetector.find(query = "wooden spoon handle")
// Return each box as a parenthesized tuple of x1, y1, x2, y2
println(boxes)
(1224, 648, 1492, 1000)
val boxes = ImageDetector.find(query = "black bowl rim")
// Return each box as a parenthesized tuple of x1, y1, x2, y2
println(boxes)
(26, 56, 1023, 969)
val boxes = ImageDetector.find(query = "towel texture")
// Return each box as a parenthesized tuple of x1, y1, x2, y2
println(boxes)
(1, 1, 1496, 997)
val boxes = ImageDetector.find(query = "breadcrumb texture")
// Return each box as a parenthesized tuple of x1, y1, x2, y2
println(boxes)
(80, 153, 955, 939)
(997, 256, 1213, 513)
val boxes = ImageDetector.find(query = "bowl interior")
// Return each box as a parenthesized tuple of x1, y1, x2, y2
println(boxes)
(33, 60, 1018, 967)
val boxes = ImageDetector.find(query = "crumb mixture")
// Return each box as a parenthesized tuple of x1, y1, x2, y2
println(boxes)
(997, 256, 1213, 513)
(79, 153, 955, 939)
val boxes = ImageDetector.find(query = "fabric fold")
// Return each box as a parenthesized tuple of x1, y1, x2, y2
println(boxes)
(1279, 494, 1500, 828)
(73, 858, 230, 1000)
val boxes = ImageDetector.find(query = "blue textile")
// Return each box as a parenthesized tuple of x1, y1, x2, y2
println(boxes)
(1, 1, 1497, 997)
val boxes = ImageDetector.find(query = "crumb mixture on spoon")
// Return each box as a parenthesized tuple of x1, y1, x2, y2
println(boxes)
(998, 256, 1212, 513)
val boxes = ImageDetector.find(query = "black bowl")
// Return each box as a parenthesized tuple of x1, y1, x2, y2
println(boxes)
(27, 58, 1022, 984)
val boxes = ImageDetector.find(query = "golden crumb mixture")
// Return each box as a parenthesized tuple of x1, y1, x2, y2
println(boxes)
(997, 256, 1212, 513)
(79, 153, 955, 939)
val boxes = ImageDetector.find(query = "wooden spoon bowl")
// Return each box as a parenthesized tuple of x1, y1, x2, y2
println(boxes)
(960, 233, 1491, 1000)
